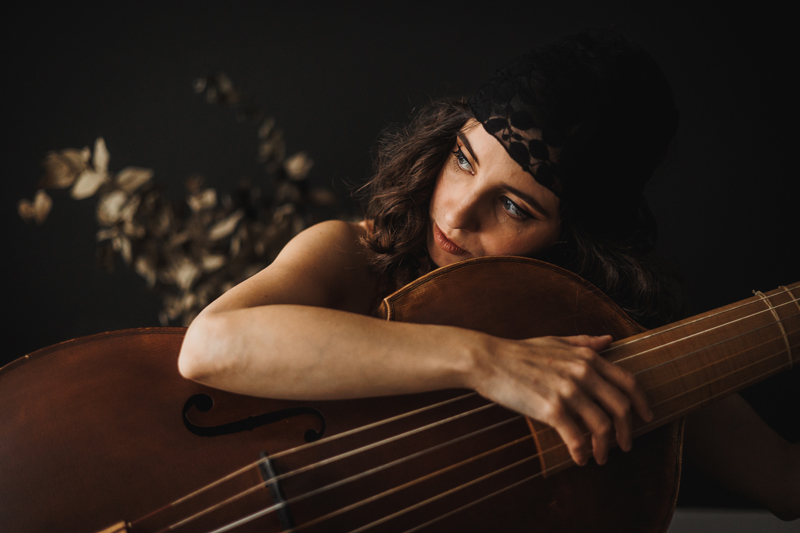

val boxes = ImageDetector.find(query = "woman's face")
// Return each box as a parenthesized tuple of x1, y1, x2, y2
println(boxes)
(428, 119, 561, 268)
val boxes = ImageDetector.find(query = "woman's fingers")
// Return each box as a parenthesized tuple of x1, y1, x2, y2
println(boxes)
(528, 335, 654, 462)
(536, 391, 592, 465)
(479, 334, 655, 466)
(576, 370, 635, 454)
(567, 392, 615, 464)
(556, 335, 653, 423)
(591, 353, 654, 424)
(559, 334, 614, 351)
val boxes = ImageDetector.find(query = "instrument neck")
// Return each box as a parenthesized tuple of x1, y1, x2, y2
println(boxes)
(606, 283, 800, 436)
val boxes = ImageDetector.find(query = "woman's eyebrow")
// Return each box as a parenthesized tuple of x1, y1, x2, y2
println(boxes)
(457, 132, 479, 165)
(505, 185, 551, 218)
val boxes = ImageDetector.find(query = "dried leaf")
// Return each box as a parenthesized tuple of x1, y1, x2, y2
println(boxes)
(192, 77, 207, 93)
(151, 204, 174, 237)
(168, 230, 190, 248)
(208, 209, 244, 241)
(258, 139, 285, 164)
(71, 169, 107, 199)
(40, 148, 89, 189)
(162, 294, 183, 321)
(188, 188, 217, 212)
(18, 190, 52, 224)
(275, 182, 300, 204)
(284, 152, 313, 181)
(134, 258, 156, 286)
(201, 254, 227, 272)
(134, 254, 157, 287)
(96, 227, 117, 241)
(229, 225, 247, 257)
(174, 259, 201, 291)
(97, 190, 128, 226)
(119, 194, 141, 223)
(112, 235, 132, 264)
(122, 220, 146, 239)
(24, 83, 344, 328)
(273, 203, 295, 223)
(258, 118, 276, 139)
(160, 254, 201, 291)
(117, 167, 153, 193)
(217, 73, 234, 96)
(93, 137, 110, 175)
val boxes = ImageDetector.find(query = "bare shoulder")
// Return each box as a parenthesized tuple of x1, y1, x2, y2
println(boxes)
(276, 219, 370, 265)
(204, 220, 378, 315)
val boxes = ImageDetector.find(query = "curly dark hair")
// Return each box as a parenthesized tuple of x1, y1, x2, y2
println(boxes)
(358, 28, 688, 327)
(358, 97, 684, 328)
(359, 99, 473, 290)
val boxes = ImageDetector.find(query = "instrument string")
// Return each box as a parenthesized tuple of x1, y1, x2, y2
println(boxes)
(132, 393, 479, 525)
(349, 353, 799, 533)
(611, 297, 800, 365)
(634, 326, 798, 398)
(172, 335, 799, 533)
(286, 436, 534, 533)
(156, 411, 522, 533)
(344, 451, 540, 533)
(141, 291, 799, 532)
(207, 436, 539, 533)
(754, 290, 793, 369)
(782, 286, 800, 314)
(523, 323, 799, 445)
(602, 284, 798, 355)
(457, 309, 799, 452)
(397, 455, 571, 533)
(629, 308, 799, 375)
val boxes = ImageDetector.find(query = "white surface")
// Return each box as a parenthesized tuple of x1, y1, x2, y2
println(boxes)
(667, 509, 798, 532)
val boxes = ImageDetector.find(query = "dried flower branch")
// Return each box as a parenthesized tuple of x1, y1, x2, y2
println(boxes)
(20, 73, 349, 326)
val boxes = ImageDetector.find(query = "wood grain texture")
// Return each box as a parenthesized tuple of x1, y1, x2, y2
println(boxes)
(1, 257, 793, 532)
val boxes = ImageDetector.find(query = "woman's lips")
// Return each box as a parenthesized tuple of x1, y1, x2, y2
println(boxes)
(433, 223, 467, 255)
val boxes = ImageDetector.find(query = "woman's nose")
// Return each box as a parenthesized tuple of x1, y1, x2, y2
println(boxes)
(443, 193, 481, 232)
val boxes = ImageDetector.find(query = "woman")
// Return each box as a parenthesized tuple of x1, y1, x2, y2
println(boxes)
(178, 29, 798, 520)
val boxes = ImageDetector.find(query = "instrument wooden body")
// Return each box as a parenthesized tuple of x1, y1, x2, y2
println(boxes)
(1, 257, 796, 532)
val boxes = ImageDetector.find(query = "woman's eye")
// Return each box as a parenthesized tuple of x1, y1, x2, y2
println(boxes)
(452, 147, 473, 173)
(501, 196, 532, 220)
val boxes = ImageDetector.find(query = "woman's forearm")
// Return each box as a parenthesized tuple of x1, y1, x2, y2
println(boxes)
(179, 304, 481, 400)
(179, 303, 652, 467)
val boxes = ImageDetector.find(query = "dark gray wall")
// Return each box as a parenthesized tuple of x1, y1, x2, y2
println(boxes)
(4, 0, 798, 512)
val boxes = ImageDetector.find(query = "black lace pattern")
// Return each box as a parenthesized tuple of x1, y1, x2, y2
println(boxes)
(467, 29, 679, 247)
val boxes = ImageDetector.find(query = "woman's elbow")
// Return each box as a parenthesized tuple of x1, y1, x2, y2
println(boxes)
(178, 312, 231, 382)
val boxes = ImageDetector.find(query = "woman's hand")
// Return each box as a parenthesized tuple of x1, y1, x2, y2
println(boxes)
(467, 334, 653, 466)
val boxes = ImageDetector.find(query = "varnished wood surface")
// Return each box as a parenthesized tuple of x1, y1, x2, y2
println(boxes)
(2, 257, 794, 532)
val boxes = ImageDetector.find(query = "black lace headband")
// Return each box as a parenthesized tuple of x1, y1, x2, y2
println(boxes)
(468, 29, 678, 246)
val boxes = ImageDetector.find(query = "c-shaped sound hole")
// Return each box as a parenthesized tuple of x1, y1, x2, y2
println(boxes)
(182, 394, 326, 442)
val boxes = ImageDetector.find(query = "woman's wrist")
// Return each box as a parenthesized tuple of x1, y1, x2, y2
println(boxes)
(451, 327, 497, 393)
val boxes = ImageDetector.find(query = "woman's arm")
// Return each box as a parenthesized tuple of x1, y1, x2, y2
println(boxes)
(179, 220, 476, 399)
(178, 220, 652, 466)
(684, 394, 800, 520)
